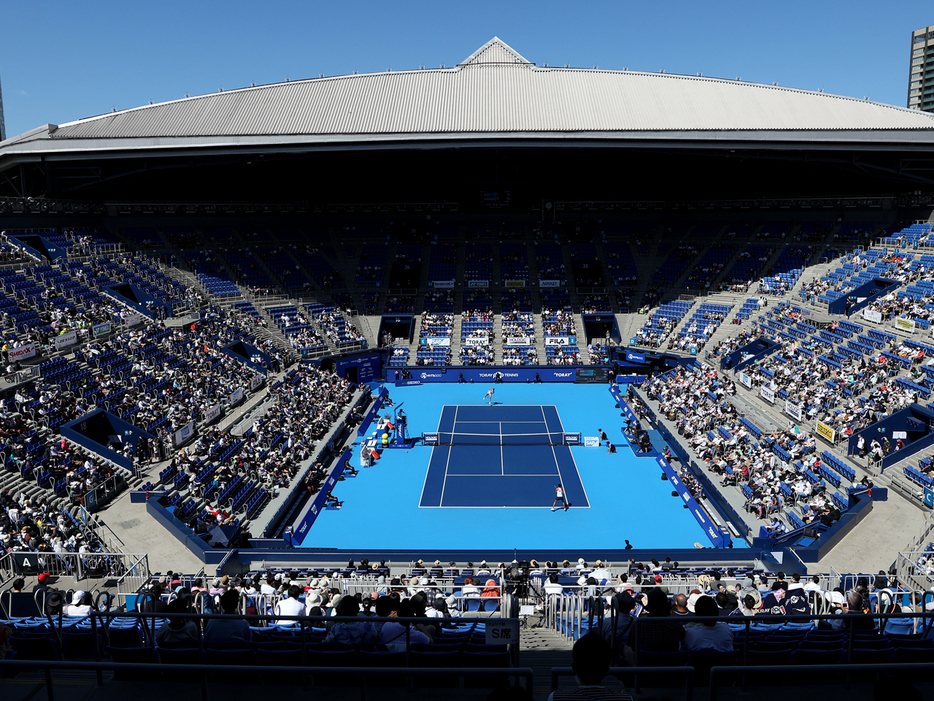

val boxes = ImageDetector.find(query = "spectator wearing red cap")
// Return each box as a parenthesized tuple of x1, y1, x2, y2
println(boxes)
(33, 573, 52, 595)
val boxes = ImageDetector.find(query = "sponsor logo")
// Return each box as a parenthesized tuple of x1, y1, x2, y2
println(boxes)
(419, 372, 444, 379)
(554, 371, 573, 377)
(8, 343, 36, 361)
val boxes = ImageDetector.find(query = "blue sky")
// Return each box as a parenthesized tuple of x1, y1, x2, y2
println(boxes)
(1, 1, 931, 138)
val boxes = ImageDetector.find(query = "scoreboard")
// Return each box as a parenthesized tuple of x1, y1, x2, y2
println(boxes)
(575, 367, 608, 384)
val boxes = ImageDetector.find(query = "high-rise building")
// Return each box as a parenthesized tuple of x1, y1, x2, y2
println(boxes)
(909, 25, 934, 112)
(0, 72, 6, 141)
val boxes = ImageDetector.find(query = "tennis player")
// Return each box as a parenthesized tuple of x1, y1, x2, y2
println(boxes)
(483, 388, 495, 405)
(552, 484, 569, 512)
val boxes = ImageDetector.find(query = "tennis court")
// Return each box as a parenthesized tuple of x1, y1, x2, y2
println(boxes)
(419, 405, 588, 508)
(301, 383, 740, 552)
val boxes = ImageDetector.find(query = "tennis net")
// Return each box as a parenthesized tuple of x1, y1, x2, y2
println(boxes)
(422, 431, 582, 446)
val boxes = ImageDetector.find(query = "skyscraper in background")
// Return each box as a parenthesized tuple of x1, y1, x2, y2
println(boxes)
(909, 24, 934, 112)
(0, 72, 6, 141)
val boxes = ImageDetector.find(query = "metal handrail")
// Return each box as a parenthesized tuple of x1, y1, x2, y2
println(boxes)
(552, 665, 694, 701)
(709, 663, 934, 701)
(0, 659, 533, 701)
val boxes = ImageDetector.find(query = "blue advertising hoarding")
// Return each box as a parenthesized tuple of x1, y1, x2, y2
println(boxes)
(357, 386, 389, 437)
(656, 456, 728, 548)
(292, 449, 350, 545)
(624, 350, 646, 364)
(385, 367, 579, 383)
(335, 351, 381, 384)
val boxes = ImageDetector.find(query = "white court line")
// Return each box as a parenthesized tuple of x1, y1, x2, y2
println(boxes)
(420, 505, 579, 509)
(548, 404, 591, 509)
(423, 404, 589, 508)
(500, 421, 504, 476)
(442, 473, 564, 477)
(438, 405, 458, 507)
(418, 405, 450, 507)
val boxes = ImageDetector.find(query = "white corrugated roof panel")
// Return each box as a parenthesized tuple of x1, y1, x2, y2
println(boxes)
(39, 38, 934, 141)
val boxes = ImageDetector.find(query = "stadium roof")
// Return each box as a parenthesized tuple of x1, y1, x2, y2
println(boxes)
(3, 37, 934, 159)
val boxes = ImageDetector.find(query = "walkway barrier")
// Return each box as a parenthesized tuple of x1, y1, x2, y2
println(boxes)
(552, 666, 694, 700)
(709, 663, 934, 701)
(0, 658, 533, 701)
(546, 594, 934, 655)
(3, 551, 149, 583)
(3, 610, 521, 668)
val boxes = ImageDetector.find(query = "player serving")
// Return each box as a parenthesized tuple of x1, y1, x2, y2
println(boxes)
(483, 388, 495, 405)
(552, 484, 569, 512)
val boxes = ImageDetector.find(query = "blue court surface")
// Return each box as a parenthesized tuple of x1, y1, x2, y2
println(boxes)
(302, 384, 742, 552)
(419, 405, 588, 508)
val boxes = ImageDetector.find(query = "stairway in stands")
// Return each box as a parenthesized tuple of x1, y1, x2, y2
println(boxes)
(517, 623, 573, 698)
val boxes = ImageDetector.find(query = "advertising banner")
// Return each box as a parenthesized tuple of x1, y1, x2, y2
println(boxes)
(468, 280, 489, 288)
(861, 308, 883, 324)
(424, 337, 452, 347)
(8, 343, 36, 362)
(173, 421, 195, 447)
(539, 280, 561, 288)
(615, 374, 647, 384)
(335, 352, 380, 384)
(816, 420, 837, 443)
(93, 321, 112, 337)
(657, 456, 728, 547)
(760, 385, 775, 403)
(738, 372, 753, 388)
(431, 280, 455, 289)
(228, 387, 245, 407)
(405, 368, 578, 383)
(250, 374, 264, 391)
(123, 313, 142, 327)
(293, 449, 349, 545)
(624, 351, 646, 364)
(896, 317, 916, 333)
(357, 386, 389, 436)
(584, 437, 600, 447)
(204, 404, 223, 424)
(504, 337, 533, 346)
(505, 280, 526, 288)
(52, 330, 77, 350)
(462, 337, 490, 347)
(545, 337, 577, 346)
(785, 399, 803, 421)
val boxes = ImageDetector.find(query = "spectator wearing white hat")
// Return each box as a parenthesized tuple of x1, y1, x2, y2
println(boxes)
(66, 591, 92, 617)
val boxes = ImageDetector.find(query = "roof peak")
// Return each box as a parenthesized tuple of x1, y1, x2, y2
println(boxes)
(460, 37, 532, 67)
